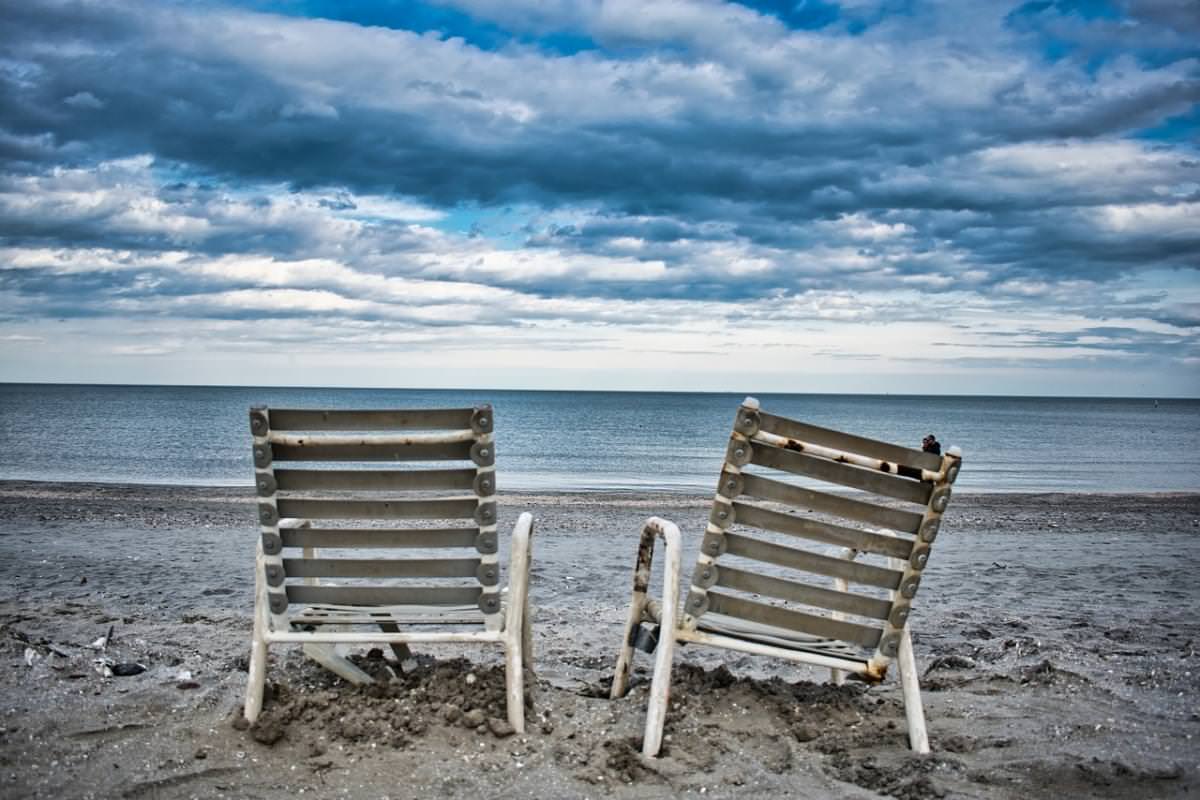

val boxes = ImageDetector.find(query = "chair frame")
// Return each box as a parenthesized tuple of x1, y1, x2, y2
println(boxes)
(243, 405, 534, 733)
(612, 397, 962, 756)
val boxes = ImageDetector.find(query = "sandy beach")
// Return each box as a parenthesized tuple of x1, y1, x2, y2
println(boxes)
(1, 481, 1197, 798)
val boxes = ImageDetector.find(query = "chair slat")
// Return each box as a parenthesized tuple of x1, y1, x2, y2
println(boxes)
(282, 557, 480, 579)
(731, 502, 914, 559)
(268, 408, 475, 431)
(270, 441, 475, 462)
(717, 565, 893, 620)
(276, 497, 477, 520)
(757, 411, 942, 472)
(286, 585, 483, 607)
(293, 608, 485, 626)
(725, 532, 902, 589)
(275, 468, 477, 492)
(706, 591, 883, 649)
(741, 472, 925, 534)
(751, 442, 932, 505)
(280, 527, 480, 549)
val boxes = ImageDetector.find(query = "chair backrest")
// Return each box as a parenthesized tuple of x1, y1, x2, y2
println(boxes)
(683, 397, 962, 673)
(249, 405, 501, 624)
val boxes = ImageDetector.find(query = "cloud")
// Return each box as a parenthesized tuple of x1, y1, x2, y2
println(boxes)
(0, 0, 1196, 393)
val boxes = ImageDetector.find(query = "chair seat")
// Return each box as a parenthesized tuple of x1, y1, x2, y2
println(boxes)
(291, 602, 491, 628)
(694, 613, 868, 665)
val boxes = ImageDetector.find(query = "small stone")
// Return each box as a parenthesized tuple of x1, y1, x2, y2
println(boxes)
(793, 725, 818, 742)
(487, 717, 516, 738)
(462, 709, 487, 729)
(465, 673, 477, 685)
(110, 663, 146, 677)
(442, 704, 463, 723)
(193, 749, 207, 760)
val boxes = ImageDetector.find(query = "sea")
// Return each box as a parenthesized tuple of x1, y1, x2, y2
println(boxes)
(1, 383, 1197, 494)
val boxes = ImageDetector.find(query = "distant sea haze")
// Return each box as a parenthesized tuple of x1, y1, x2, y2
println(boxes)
(1, 384, 1197, 494)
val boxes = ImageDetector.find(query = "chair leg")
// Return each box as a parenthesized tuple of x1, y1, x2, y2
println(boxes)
(897, 627, 930, 754)
(638, 518, 683, 758)
(611, 594, 646, 700)
(641, 628, 677, 757)
(244, 598, 268, 723)
(303, 643, 374, 684)
(377, 621, 414, 663)
(504, 512, 533, 734)
(505, 632, 525, 733)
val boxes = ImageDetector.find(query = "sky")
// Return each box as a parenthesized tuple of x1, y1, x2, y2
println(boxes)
(0, 0, 1197, 396)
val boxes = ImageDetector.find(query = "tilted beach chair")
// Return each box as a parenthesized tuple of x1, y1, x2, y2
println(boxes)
(244, 405, 534, 732)
(611, 397, 962, 756)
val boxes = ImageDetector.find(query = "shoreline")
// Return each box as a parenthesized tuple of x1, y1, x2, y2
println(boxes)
(1, 481, 1197, 798)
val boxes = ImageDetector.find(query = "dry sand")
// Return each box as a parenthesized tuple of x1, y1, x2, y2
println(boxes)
(0, 481, 1198, 799)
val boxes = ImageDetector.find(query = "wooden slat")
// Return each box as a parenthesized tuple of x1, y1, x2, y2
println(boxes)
(268, 408, 474, 431)
(758, 411, 942, 472)
(741, 472, 925, 534)
(724, 532, 902, 589)
(286, 585, 482, 607)
(276, 497, 477, 520)
(731, 503, 913, 559)
(270, 441, 474, 462)
(751, 442, 932, 505)
(280, 527, 480, 549)
(706, 591, 883, 648)
(717, 566, 893, 620)
(292, 609, 485, 626)
(275, 468, 476, 492)
(282, 557, 480, 579)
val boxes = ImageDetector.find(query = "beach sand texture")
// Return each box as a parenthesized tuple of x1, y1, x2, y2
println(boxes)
(1, 482, 1198, 798)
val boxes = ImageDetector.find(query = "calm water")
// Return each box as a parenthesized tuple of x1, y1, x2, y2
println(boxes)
(1, 383, 1197, 493)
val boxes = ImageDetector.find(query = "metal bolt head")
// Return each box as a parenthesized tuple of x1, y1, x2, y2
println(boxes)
(480, 448, 490, 457)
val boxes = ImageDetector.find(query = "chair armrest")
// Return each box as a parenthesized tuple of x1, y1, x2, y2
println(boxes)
(611, 516, 682, 699)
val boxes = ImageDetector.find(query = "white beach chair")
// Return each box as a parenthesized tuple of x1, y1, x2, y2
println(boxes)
(243, 405, 534, 733)
(611, 397, 962, 756)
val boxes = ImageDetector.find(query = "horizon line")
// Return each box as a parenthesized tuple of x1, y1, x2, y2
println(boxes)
(1, 380, 1195, 402)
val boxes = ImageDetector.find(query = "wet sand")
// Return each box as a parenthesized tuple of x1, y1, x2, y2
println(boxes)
(1, 481, 1198, 798)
